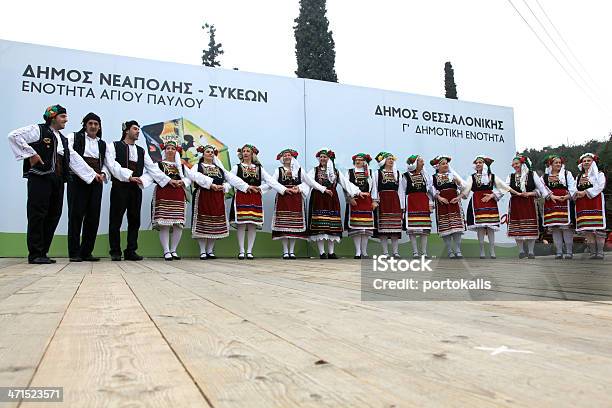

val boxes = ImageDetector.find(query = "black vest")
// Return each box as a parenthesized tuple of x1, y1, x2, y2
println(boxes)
(378, 169, 400, 192)
(112, 141, 144, 181)
(403, 171, 428, 193)
(22, 124, 70, 182)
(197, 163, 225, 187)
(509, 171, 536, 192)
(470, 173, 496, 192)
(433, 173, 458, 191)
(157, 161, 182, 181)
(72, 130, 106, 172)
(237, 163, 261, 186)
(543, 171, 569, 192)
(314, 166, 338, 189)
(277, 167, 301, 187)
(349, 169, 370, 193)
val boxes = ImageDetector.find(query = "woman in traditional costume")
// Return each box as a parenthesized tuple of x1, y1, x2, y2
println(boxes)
(573, 153, 607, 259)
(345, 153, 377, 259)
(373, 152, 403, 258)
(230, 144, 289, 260)
(461, 155, 514, 259)
(430, 155, 466, 259)
(271, 148, 331, 259)
(399, 155, 434, 259)
(307, 148, 361, 259)
(151, 139, 191, 261)
(541, 155, 577, 259)
(187, 144, 253, 260)
(506, 154, 549, 259)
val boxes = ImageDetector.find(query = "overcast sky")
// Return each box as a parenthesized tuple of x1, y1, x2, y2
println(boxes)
(2, 0, 610, 150)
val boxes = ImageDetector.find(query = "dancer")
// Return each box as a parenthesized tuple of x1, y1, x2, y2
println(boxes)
(399, 155, 434, 259)
(430, 155, 466, 259)
(542, 155, 577, 259)
(307, 148, 361, 259)
(271, 149, 331, 259)
(461, 155, 514, 259)
(151, 137, 191, 261)
(8, 105, 100, 264)
(345, 153, 377, 259)
(373, 152, 403, 258)
(187, 144, 253, 259)
(230, 144, 288, 260)
(506, 154, 549, 259)
(573, 153, 607, 259)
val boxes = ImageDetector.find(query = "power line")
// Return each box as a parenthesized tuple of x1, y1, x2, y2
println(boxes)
(520, 0, 606, 108)
(506, 0, 606, 114)
(532, 0, 601, 90)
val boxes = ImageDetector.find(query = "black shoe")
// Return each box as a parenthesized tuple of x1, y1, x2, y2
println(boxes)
(124, 253, 143, 261)
(238, 252, 245, 260)
(564, 254, 573, 260)
(528, 254, 536, 259)
(82, 256, 100, 262)
(111, 254, 122, 261)
(289, 253, 297, 260)
(283, 253, 290, 260)
(163, 252, 173, 261)
(479, 256, 486, 259)
(361, 255, 370, 259)
(70, 257, 83, 262)
(48, 258, 57, 263)
(354, 255, 361, 259)
(519, 252, 527, 259)
(555, 254, 563, 260)
(29, 257, 52, 264)
(320, 253, 328, 259)
(392, 253, 401, 259)
(246, 253, 254, 260)
(207, 253, 217, 260)
(200, 253, 207, 260)
(328, 253, 338, 259)
(171, 252, 181, 260)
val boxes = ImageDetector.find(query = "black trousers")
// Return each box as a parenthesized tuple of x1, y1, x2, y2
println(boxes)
(67, 177, 103, 258)
(109, 182, 142, 256)
(26, 174, 64, 261)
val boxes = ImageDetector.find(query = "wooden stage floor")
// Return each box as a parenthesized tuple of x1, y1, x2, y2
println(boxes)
(0, 256, 611, 407)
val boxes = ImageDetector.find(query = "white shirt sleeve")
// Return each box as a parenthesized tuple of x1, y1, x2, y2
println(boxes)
(179, 163, 191, 187)
(460, 175, 473, 199)
(103, 141, 133, 182)
(8, 124, 39, 160)
(261, 167, 287, 195)
(533, 173, 550, 198)
(338, 170, 360, 197)
(493, 175, 511, 200)
(67, 145, 96, 184)
(586, 172, 606, 198)
(224, 168, 249, 193)
(185, 164, 213, 189)
(143, 152, 171, 188)
(300, 168, 326, 195)
(398, 173, 406, 210)
(565, 170, 577, 197)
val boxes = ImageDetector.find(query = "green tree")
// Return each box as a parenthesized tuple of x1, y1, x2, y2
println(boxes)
(202, 23, 224, 67)
(294, 0, 338, 82)
(444, 61, 458, 99)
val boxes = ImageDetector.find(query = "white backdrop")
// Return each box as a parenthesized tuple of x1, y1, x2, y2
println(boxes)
(0, 39, 515, 244)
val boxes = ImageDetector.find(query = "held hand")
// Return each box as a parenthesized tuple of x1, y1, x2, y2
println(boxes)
(284, 188, 294, 195)
(247, 186, 261, 194)
(129, 176, 143, 185)
(324, 188, 333, 196)
(94, 173, 105, 183)
(29, 154, 44, 166)
(169, 180, 181, 188)
(449, 197, 460, 204)
(437, 196, 449, 205)
(481, 194, 492, 203)
(100, 173, 107, 182)
(562, 194, 570, 201)
(349, 198, 357, 206)
(211, 184, 223, 192)
(372, 201, 379, 210)
(359, 192, 369, 199)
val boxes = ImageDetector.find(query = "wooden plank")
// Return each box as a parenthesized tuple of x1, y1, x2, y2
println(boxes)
(155, 260, 612, 408)
(120, 261, 400, 408)
(0, 262, 85, 408)
(26, 261, 210, 408)
(0, 262, 66, 302)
